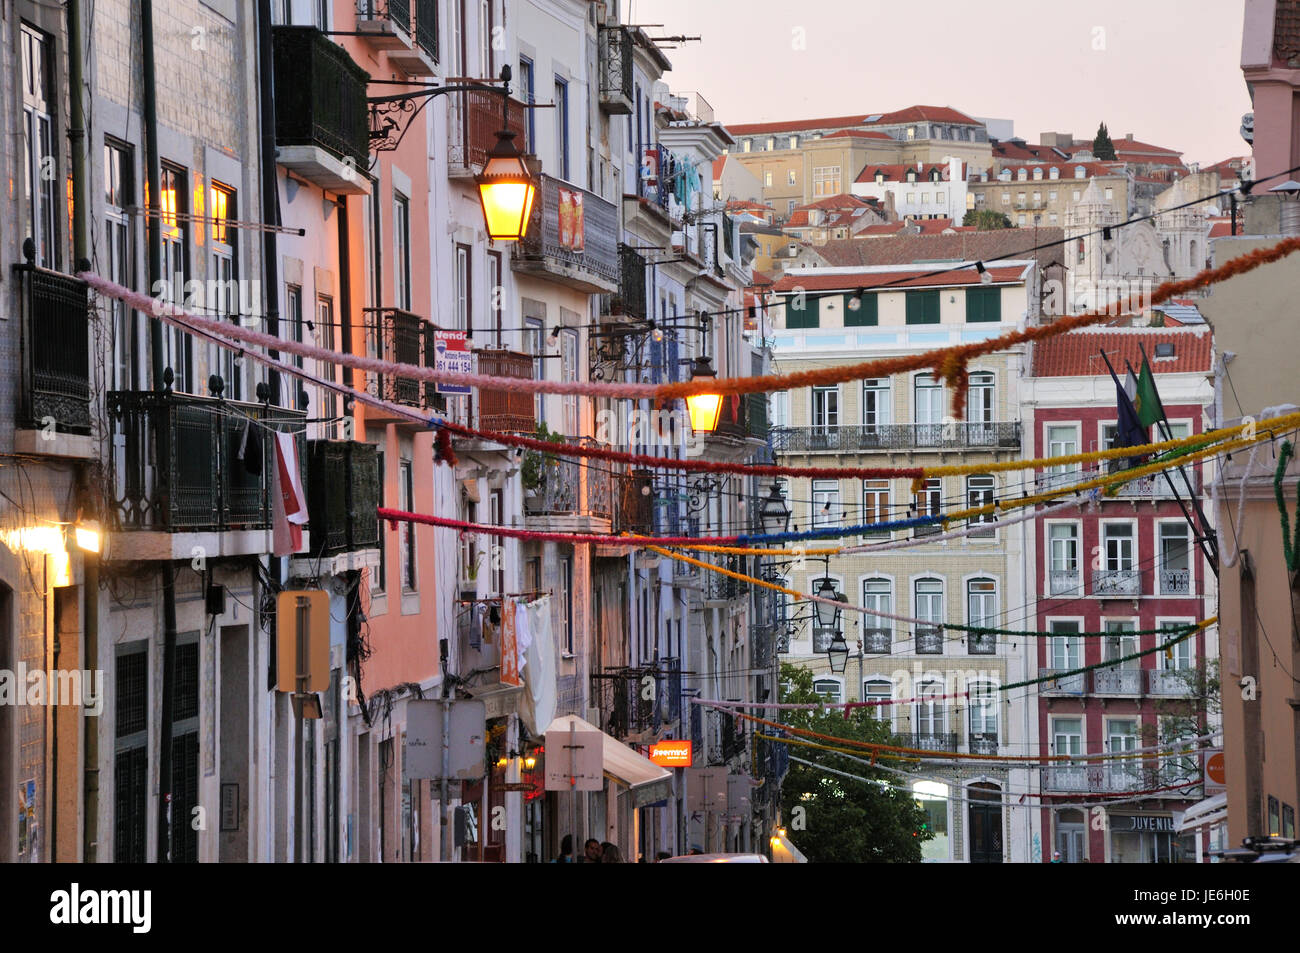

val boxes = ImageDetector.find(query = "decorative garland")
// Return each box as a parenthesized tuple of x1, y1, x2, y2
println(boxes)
(999, 621, 1213, 692)
(1274, 440, 1300, 572)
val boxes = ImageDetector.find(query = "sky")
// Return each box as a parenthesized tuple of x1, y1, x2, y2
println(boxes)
(629, 0, 1251, 167)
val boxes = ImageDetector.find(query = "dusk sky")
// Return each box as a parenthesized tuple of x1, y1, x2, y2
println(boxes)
(630, 0, 1251, 167)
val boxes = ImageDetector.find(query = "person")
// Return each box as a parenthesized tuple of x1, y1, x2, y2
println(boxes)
(1050, 850, 1063, 864)
(581, 838, 602, 864)
(688, 846, 704, 855)
(552, 834, 574, 863)
(600, 841, 624, 863)
(654, 851, 672, 862)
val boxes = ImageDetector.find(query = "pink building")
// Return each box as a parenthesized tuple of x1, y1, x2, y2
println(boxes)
(1024, 325, 1217, 863)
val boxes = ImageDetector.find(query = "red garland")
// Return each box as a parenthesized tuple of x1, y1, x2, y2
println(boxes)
(378, 507, 746, 547)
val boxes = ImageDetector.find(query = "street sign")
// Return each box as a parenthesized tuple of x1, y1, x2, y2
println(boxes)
(649, 740, 693, 768)
(544, 724, 603, 791)
(275, 590, 329, 693)
(433, 330, 472, 395)
(727, 773, 753, 815)
(686, 767, 728, 812)
(406, 699, 487, 781)
(1204, 750, 1226, 791)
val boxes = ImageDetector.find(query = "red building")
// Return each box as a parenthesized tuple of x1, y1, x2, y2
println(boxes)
(1024, 325, 1217, 862)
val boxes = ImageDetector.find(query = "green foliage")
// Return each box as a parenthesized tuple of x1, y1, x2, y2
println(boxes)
(962, 209, 1012, 230)
(1093, 122, 1117, 161)
(520, 421, 565, 491)
(1149, 657, 1221, 785)
(777, 664, 932, 863)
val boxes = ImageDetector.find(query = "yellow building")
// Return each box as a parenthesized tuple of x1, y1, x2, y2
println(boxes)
(968, 161, 1130, 228)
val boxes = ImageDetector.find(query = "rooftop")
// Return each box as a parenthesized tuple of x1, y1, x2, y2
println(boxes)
(1031, 326, 1212, 377)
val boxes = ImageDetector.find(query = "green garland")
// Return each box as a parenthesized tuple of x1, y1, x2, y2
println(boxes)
(1275, 440, 1300, 571)
(959, 622, 1196, 640)
(1001, 626, 1200, 692)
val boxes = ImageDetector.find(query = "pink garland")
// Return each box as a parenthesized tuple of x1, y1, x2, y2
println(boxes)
(377, 507, 744, 547)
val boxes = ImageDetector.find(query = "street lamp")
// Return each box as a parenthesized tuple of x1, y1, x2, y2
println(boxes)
(812, 577, 842, 631)
(758, 482, 791, 536)
(685, 356, 723, 434)
(827, 633, 849, 673)
(477, 125, 537, 242)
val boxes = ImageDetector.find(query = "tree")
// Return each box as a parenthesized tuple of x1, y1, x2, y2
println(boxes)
(963, 209, 1012, 230)
(776, 664, 932, 862)
(1093, 122, 1117, 161)
(1144, 656, 1220, 790)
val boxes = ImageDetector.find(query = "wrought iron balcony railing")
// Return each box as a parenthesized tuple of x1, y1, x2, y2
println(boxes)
(525, 439, 613, 520)
(1093, 569, 1141, 597)
(1148, 669, 1194, 696)
(1092, 667, 1142, 695)
(1041, 765, 1149, 793)
(514, 174, 620, 291)
(14, 263, 90, 434)
(1039, 668, 1087, 695)
(107, 391, 306, 533)
(714, 392, 770, 442)
(770, 421, 1021, 453)
(967, 632, 997, 655)
(610, 244, 648, 320)
(903, 732, 957, 752)
(473, 349, 535, 434)
(861, 627, 892, 654)
(592, 661, 679, 740)
(969, 733, 999, 755)
(272, 27, 370, 172)
(914, 626, 944, 654)
(305, 440, 380, 557)
(367, 308, 431, 409)
(1159, 568, 1191, 595)
(615, 468, 655, 535)
(1048, 569, 1081, 596)
(597, 25, 633, 114)
(356, 0, 411, 36)
(414, 0, 437, 60)
(447, 89, 528, 175)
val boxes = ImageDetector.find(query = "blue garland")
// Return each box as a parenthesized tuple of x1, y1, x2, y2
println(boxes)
(734, 514, 943, 547)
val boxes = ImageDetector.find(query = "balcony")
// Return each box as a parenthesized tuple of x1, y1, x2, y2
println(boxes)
(1093, 667, 1142, 695)
(914, 626, 944, 654)
(615, 469, 655, 536)
(1093, 569, 1141, 597)
(13, 263, 91, 455)
(969, 733, 999, 755)
(1048, 570, 1081, 596)
(513, 175, 620, 293)
(447, 89, 527, 177)
(592, 665, 667, 741)
(1148, 669, 1193, 696)
(524, 439, 614, 528)
(1110, 473, 1191, 499)
(861, 628, 892, 654)
(769, 421, 1021, 453)
(106, 391, 306, 557)
(1159, 568, 1191, 596)
(968, 632, 997, 655)
(715, 392, 769, 444)
(903, 732, 957, 752)
(597, 25, 634, 114)
(302, 439, 380, 561)
(1042, 765, 1147, 794)
(609, 244, 648, 321)
(472, 350, 535, 434)
(1039, 668, 1087, 695)
(272, 27, 371, 194)
(366, 308, 435, 419)
(355, 0, 434, 73)
(705, 558, 747, 601)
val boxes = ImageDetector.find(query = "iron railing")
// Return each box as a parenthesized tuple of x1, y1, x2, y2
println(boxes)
(368, 308, 429, 408)
(969, 733, 999, 755)
(1093, 667, 1142, 695)
(305, 440, 380, 557)
(1159, 568, 1191, 595)
(861, 628, 892, 654)
(715, 392, 769, 442)
(448, 89, 528, 174)
(903, 732, 957, 752)
(770, 422, 1022, 452)
(1039, 668, 1087, 695)
(1048, 569, 1081, 596)
(515, 174, 620, 288)
(14, 263, 90, 434)
(1093, 569, 1141, 597)
(356, 0, 410, 32)
(615, 469, 654, 535)
(597, 25, 633, 114)
(414, 0, 437, 60)
(525, 439, 614, 519)
(914, 626, 944, 654)
(272, 27, 370, 171)
(968, 632, 997, 655)
(611, 244, 648, 320)
(473, 349, 535, 433)
(107, 391, 306, 532)
(1041, 765, 1149, 794)
(591, 663, 678, 740)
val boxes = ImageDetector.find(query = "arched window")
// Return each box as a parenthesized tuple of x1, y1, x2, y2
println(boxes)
(998, 169, 1011, 182)
(1074, 166, 1086, 179)
(1017, 168, 1028, 181)
(968, 683, 999, 751)
(1033, 167, 1043, 180)
(913, 577, 944, 653)
(907, 169, 918, 183)
(861, 578, 893, 651)
(813, 678, 843, 704)
(1189, 239, 1199, 268)
(966, 578, 997, 654)
(1049, 166, 1060, 180)
(862, 678, 893, 723)
(875, 171, 885, 185)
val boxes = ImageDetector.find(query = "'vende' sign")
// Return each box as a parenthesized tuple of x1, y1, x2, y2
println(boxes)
(649, 740, 692, 768)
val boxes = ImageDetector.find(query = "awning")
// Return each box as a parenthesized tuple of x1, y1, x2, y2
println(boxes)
(544, 715, 673, 808)
(770, 831, 808, 863)
(1177, 793, 1227, 832)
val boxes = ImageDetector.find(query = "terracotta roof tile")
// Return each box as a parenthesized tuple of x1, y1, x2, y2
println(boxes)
(726, 115, 874, 136)
(823, 129, 894, 140)
(1031, 328, 1213, 377)
(868, 105, 980, 126)
(815, 230, 1066, 270)
(856, 162, 965, 183)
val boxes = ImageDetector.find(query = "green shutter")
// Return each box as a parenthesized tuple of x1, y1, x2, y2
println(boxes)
(786, 293, 820, 329)
(905, 290, 940, 324)
(843, 292, 878, 327)
(966, 287, 1002, 323)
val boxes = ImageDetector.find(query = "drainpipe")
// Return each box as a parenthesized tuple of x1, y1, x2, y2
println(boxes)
(337, 198, 354, 390)
(257, 0, 281, 405)
(139, 0, 179, 865)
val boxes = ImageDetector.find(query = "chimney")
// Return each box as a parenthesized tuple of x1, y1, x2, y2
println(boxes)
(1126, 133, 1134, 142)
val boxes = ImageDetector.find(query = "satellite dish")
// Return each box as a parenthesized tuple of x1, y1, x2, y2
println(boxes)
(1241, 112, 1254, 145)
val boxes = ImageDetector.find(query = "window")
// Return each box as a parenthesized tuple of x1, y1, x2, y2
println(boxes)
(1104, 621, 1138, 670)
(1159, 523, 1191, 594)
(904, 290, 940, 324)
(1051, 717, 1082, 756)
(1047, 424, 1079, 484)
(936, 191, 945, 203)
(1284, 804, 1296, 839)
(741, 139, 751, 153)
(523, 313, 544, 426)
(518, 57, 535, 150)
(812, 679, 842, 704)
(560, 326, 578, 435)
(210, 183, 241, 399)
(1104, 187, 1114, 201)
(1033, 192, 1042, 203)
(1048, 190, 1058, 201)
(1074, 167, 1086, 180)
(316, 295, 339, 422)
(487, 251, 502, 346)
(763, 169, 772, 188)
(862, 481, 891, 538)
(844, 292, 878, 326)
(489, 489, 504, 595)
(1073, 189, 1082, 201)
(1049, 212, 1059, 224)
(480, 0, 492, 74)
(1017, 214, 1026, 226)
(906, 126, 916, 140)
(1017, 169, 1027, 182)
(913, 780, 949, 861)
(398, 460, 418, 590)
(862, 378, 891, 429)
(811, 385, 838, 429)
(967, 579, 997, 653)
(921, 192, 930, 204)
(812, 166, 841, 197)
(1106, 719, 1139, 786)
(1033, 168, 1043, 181)
(913, 578, 943, 652)
(21, 25, 58, 269)
(560, 556, 573, 654)
(1049, 167, 1060, 180)
(967, 372, 995, 425)
(160, 163, 193, 392)
(913, 374, 943, 428)
(1001, 193, 1010, 205)
(812, 479, 841, 527)
(1049, 524, 1080, 592)
(787, 169, 797, 186)
(554, 77, 570, 180)
(454, 243, 471, 331)
(105, 139, 136, 391)
(286, 286, 306, 411)
(914, 681, 946, 736)
(790, 135, 799, 149)
(114, 643, 149, 862)
(1269, 796, 1281, 836)
(373, 450, 386, 591)
(785, 293, 819, 329)
(1049, 621, 1082, 688)
(862, 679, 892, 722)
(766, 136, 775, 151)
(969, 682, 998, 746)
(966, 475, 995, 537)
(1103, 524, 1135, 572)
(393, 191, 411, 310)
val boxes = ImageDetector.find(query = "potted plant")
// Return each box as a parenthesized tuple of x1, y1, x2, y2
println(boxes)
(522, 422, 564, 499)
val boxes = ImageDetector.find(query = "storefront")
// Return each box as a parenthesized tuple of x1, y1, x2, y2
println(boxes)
(1108, 813, 1197, 862)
